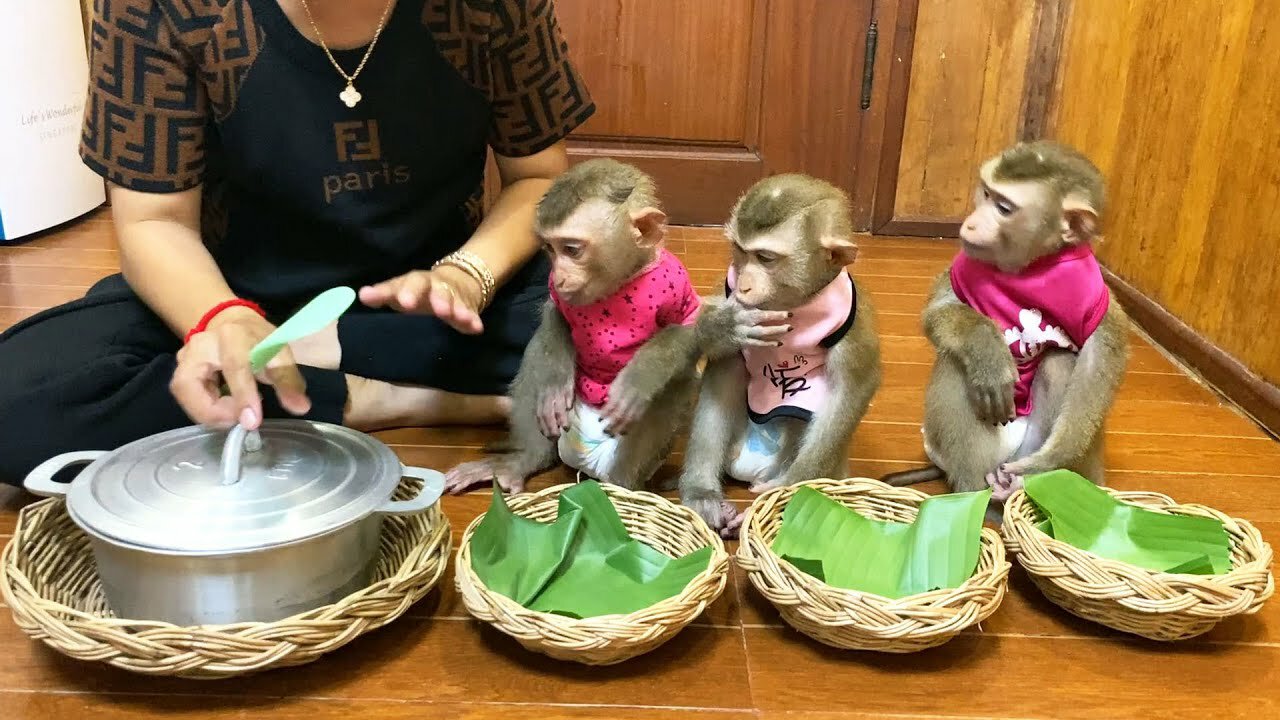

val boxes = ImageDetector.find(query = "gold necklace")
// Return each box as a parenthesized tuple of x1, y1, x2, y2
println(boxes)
(298, 0, 396, 107)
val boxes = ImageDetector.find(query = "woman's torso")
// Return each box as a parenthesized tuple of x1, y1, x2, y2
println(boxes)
(204, 0, 490, 312)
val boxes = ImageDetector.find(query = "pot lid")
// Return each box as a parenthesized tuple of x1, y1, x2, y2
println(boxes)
(66, 420, 404, 554)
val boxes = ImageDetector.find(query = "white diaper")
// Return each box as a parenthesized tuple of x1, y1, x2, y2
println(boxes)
(557, 402, 623, 480)
(727, 418, 789, 486)
(995, 417, 1029, 462)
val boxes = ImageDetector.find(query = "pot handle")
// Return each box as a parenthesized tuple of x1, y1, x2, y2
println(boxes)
(220, 423, 263, 486)
(378, 466, 445, 516)
(24, 451, 107, 497)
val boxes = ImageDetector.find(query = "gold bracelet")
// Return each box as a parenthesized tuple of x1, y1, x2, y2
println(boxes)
(433, 250, 495, 308)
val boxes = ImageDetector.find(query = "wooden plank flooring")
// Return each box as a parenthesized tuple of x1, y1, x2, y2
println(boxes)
(0, 213, 1277, 720)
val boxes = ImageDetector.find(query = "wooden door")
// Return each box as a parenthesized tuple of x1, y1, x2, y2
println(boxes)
(553, 0, 887, 226)
(868, 0, 1069, 235)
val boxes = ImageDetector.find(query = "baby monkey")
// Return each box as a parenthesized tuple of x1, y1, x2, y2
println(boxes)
(883, 141, 1129, 501)
(445, 159, 702, 494)
(680, 174, 882, 536)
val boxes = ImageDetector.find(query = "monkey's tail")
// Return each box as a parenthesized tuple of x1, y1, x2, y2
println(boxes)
(880, 465, 945, 487)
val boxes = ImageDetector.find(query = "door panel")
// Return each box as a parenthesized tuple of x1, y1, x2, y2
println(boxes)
(558, 0, 756, 143)
(869, 0, 1069, 236)
(555, 0, 876, 225)
(891, 0, 1035, 227)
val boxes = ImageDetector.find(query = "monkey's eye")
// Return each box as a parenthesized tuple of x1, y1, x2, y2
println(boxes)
(755, 251, 778, 265)
(995, 200, 1016, 216)
(563, 244, 583, 259)
(981, 187, 991, 200)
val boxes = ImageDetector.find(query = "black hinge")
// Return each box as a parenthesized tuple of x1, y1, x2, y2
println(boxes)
(860, 20, 878, 110)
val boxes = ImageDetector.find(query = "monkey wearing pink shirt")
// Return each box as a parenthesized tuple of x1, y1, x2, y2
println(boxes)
(679, 175, 883, 537)
(444, 159, 702, 495)
(883, 141, 1129, 502)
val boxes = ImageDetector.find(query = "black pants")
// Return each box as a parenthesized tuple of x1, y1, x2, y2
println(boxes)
(0, 256, 549, 487)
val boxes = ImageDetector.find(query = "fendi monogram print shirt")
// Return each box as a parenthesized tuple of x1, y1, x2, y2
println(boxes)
(79, 0, 595, 311)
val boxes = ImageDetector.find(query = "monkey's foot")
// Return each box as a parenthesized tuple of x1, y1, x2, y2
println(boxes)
(720, 502, 745, 539)
(686, 496, 742, 537)
(444, 460, 526, 495)
(748, 478, 786, 494)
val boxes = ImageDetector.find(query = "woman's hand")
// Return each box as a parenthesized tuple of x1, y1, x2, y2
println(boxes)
(169, 307, 311, 429)
(358, 265, 485, 335)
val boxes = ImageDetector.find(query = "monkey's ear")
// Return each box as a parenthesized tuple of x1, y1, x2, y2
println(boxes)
(820, 235, 860, 267)
(1061, 197, 1100, 245)
(630, 207, 668, 248)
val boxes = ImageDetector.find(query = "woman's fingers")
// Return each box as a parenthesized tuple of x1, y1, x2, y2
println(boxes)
(219, 333, 263, 429)
(360, 272, 428, 312)
(426, 281, 454, 319)
(170, 353, 237, 427)
(262, 347, 311, 416)
(363, 270, 486, 333)
(428, 281, 485, 335)
(357, 279, 397, 308)
(396, 272, 430, 312)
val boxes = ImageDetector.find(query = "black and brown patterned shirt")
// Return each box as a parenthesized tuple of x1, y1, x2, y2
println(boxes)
(80, 0, 594, 312)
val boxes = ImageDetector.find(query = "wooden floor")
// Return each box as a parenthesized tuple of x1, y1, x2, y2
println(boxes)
(1, 211, 1278, 719)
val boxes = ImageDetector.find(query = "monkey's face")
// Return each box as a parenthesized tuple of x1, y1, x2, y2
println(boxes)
(729, 221, 844, 310)
(539, 199, 665, 306)
(961, 160, 1102, 272)
(960, 165, 1056, 271)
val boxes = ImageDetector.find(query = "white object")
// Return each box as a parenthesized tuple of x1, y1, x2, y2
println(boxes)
(0, 1, 105, 241)
(728, 418, 792, 486)
(558, 403, 624, 481)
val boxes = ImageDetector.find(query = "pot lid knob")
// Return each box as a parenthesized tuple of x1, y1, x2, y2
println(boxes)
(220, 424, 263, 486)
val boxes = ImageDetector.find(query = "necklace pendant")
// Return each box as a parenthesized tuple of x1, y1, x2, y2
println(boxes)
(339, 82, 362, 108)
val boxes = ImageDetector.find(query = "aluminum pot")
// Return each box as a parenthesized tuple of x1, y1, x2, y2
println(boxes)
(23, 420, 443, 626)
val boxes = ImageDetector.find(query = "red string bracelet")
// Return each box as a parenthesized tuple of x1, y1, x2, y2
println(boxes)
(183, 299, 266, 344)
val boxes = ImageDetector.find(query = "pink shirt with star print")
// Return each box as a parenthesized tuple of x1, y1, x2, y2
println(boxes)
(550, 249, 701, 407)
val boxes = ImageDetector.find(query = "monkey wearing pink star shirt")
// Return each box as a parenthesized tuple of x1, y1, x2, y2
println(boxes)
(444, 159, 706, 494)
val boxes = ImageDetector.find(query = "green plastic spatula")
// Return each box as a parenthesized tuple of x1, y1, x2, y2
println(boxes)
(248, 287, 356, 374)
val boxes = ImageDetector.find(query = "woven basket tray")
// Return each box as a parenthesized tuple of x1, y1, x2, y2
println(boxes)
(738, 478, 1010, 653)
(1003, 487, 1274, 641)
(0, 478, 451, 679)
(455, 482, 730, 665)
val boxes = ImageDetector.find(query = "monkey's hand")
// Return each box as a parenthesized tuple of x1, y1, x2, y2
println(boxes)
(601, 363, 663, 436)
(986, 464, 1025, 502)
(599, 381, 650, 438)
(960, 332, 1018, 425)
(988, 453, 1055, 501)
(695, 299, 791, 358)
(683, 488, 743, 539)
(536, 381, 574, 439)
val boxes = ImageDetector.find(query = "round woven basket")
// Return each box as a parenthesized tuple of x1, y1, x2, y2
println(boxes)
(737, 478, 1010, 653)
(455, 482, 729, 665)
(1003, 487, 1274, 641)
(0, 478, 451, 679)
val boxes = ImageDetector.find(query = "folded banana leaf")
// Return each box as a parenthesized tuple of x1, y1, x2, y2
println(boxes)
(771, 485, 991, 599)
(1024, 470, 1232, 575)
(467, 485, 583, 605)
(469, 481, 713, 618)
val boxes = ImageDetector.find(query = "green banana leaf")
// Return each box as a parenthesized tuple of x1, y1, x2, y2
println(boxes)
(467, 484, 583, 605)
(1024, 470, 1232, 575)
(469, 481, 713, 618)
(771, 485, 992, 599)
